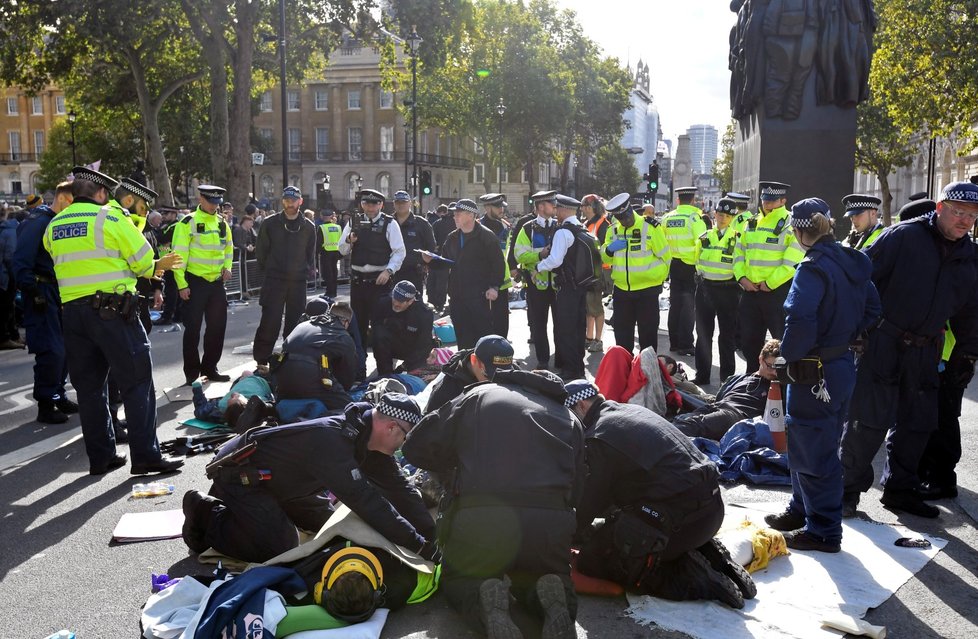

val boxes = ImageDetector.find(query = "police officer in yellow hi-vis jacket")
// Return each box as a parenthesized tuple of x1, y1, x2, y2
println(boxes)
(171, 185, 234, 385)
(662, 186, 707, 355)
(733, 181, 805, 374)
(43, 167, 183, 476)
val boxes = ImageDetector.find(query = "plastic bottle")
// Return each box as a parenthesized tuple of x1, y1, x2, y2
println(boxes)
(44, 631, 75, 639)
(131, 481, 175, 498)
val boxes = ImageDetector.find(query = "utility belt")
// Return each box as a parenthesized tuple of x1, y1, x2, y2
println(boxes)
(773, 346, 850, 402)
(205, 438, 266, 484)
(275, 352, 336, 389)
(452, 491, 572, 512)
(68, 290, 138, 320)
(350, 270, 386, 285)
(699, 277, 738, 288)
(34, 273, 57, 285)
(874, 317, 943, 349)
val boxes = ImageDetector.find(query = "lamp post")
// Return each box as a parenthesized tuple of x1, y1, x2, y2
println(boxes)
(67, 110, 77, 165)
(277, 0, 288, 191)
(407, 26, 423, 201)
(496, 97, 506, 193)
(323, 174, 331, 209)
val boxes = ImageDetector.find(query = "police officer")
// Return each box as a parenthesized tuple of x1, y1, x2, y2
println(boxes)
(392, 190, 436, 296)
(172, 185, 234, 384)
(424, 334, 514, 413)
(733, 181, 805, 374)
(661, 187, 706, 356)
(317, 210, 342, 297)
(478, 193, 514, 339)
(182, 393, 439, 564)
(426, 204, 455, 313)
(536, 194, 596, 380)
(513, 190, 558, 368)
(115, 177, 163, 333)
(727, 192, 754, 233)
(253, 186, 317, 369)
(764, 199, 880, 553)
(841, 181, 978, 519)
(602, 193, 671, 353)
(564, 380, 752, 609)
(12, 181, 77, 424)
(404, 369, 584, 638)
(841, 194, 884, 250)
(42, 167, 183, 476)
(337, 189, 406, 341)
(371, 280, 435, 375)
(693, 198, 742, 384)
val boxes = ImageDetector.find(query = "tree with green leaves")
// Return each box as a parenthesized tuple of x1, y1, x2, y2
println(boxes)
(589, 144, 642, 198)
(854, 97, 917, 224)
(713, 122, 735, 194)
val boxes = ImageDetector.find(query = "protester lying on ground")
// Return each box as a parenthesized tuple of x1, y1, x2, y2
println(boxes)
(423, 334, 514, 413)
(658, 354, 714, 406)
(181, 393, 439, 564)
(191, 370, 274, 428)
(672, 339, 781, 441)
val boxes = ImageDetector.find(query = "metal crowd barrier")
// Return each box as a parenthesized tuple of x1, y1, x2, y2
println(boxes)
(226, 253, 350, 303)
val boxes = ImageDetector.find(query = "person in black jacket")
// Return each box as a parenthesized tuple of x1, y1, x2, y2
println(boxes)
(404, 369, 584, 639)
(253, 186, 317, 367)
(182, 394, 439, 564)
(371, 280, 435, 375)
(564, 380, 753, 609)
(392, 190, 436, 297)
(427, 204, 456, 313)
(423, 334, 514, 413)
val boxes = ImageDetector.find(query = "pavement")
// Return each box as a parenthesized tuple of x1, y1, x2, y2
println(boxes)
(1, 289, 977, 638)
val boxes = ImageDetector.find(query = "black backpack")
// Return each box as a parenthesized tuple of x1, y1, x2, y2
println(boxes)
(559, 223, 601, 291)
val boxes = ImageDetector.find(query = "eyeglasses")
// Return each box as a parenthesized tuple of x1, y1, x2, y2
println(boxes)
(393, 420, 411, 438)
(760, 359, 777, 369)
(942, 202, 978, 222)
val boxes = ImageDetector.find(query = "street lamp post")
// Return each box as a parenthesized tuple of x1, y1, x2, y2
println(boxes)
(407, 27, 423, 202)
(496, 98, 506, 193)
(278, 0, 289, 191)
(67, 110, 77, 165)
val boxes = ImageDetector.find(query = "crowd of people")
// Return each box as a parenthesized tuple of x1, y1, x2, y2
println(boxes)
(4, 166, 978, 639)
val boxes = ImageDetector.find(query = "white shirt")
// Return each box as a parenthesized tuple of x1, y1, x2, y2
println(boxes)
(537, 216, 582, 272)
(337, 212, 406, 272)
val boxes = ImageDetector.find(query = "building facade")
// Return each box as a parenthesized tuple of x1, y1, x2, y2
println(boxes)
(621, 61, 662, 183)
(1, 86, 66, 201)
(686, 124, 718, 176)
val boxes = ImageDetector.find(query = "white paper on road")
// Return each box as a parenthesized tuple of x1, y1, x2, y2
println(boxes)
(625, 502, 946, 639)
(112, 509, 184, 543)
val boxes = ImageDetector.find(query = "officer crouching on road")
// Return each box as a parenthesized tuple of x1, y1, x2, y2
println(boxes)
(182, 393, 439, 564)
(563, 379, 755, 609)
(42, 167, 184, 476)
(371, 280, 435, 376)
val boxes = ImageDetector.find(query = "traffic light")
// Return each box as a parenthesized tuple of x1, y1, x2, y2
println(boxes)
(420, 170, 432, 196)
(647, 162, 659, 195)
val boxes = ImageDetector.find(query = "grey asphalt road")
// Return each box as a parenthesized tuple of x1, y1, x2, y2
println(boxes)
(1, 291, 976, 638)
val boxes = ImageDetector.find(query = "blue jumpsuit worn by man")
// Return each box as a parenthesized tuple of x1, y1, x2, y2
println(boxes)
(764, 199, 880, 553)
(12, 182, 78, 424)
(842, 181, 978, 519)
(42, 167, 183, 475)
(171, 185, 234, 384)
(182, 393, 438, 564)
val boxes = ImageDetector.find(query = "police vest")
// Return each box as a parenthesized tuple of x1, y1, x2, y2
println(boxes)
(320, 223, 342, 252)
(43, 201, 155, 303)
(731, 210, 755, 234)
(513, 220, 556, 290)
(556, 222, 601, 291)
(602, 212, 670, 291)
(171, 208, 231, 287)
(662, 204, 706, 266)
(696, 227, 738, 281)
(351, 213, 393, 268)
(854, 224, 884, 250)
(732, 206, 805, 290)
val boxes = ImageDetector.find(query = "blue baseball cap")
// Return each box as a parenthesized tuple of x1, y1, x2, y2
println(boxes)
(282, 185, 302, 200)
(393, 190, 411, 202)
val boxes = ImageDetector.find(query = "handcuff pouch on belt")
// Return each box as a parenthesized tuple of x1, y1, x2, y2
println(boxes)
(774, 356, 832, 403)
(92, 290, 136, 321)
(205, 438, 259, 482)
(613, 504, 671, 587)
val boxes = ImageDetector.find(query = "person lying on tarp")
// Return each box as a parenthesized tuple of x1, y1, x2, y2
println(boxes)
(191, 370, 274, 429)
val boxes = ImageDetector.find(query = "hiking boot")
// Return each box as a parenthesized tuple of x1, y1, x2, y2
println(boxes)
(54, 398, 79, 414)
(113, 418, 129, 444)
(37, 401, 69, 424)
(841, 493, 859, 518)
(535, 574, 575, 639)
(131, 456, 184, 475)
(764, 507, 806, 532)
(881, 489, 940, 518)
(90, 453, 128, 476)
(685, 550, 745, 609)
(182, 490, 220, 553)
(783, 530, 841, 553)
(479, 576, 523, 639)
(697, 538, 757, 599)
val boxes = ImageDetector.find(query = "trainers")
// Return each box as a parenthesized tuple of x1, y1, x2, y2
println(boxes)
(587, 339, 603, 353)
(90, 453, 128, 476)
(764, 508, 806, 532)
(479, 576, 523, 639)
(54, 398, 79, 414)
(783, 530, 841, 553)
(697, 538, 757, 599)
(131, 456, 184, 475)
(182, 490, 219, 553)
(535, 574, 575, 639)
(881, 489, 940, 518)
(37, 401, 69, 424)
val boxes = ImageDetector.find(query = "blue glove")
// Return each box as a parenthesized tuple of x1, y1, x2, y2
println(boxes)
(606, 239, 627, 254)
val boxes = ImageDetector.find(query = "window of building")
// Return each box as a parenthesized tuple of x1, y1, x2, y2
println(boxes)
(258, 127, 273, 143)
(55, 96, 65, 115)
(435, 136, 441, 158)
(260, 174, 274, 197)
(420, 131, 428, 156)
(435, 174, 442, 199)
(33, 130, 44, 155)
(348, 127, 362, 160)
(315, 127, 329, 160)
(347, 173, 361, 200)
(31, 96, 42, 115)
(8, 132, 21, 160)
(379, 90, 394, 109)
(288, 128, 301, 161)
(9, 171, 22, 194)
(380, 126, 394, 161)
(260, 91, 273, 112)
(314, 90, 328, 110)
(289, 175, 300, 189)
(378, 173, 391, 197)
(6, 97, 17, 115)
(287, 90, 300, 111)
(474, 139, 485, 156)
(474, 163, 485, 184)
(347, 89, 361, 109)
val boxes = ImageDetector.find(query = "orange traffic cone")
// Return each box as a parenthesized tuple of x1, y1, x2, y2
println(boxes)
(766, 380, 787, 453)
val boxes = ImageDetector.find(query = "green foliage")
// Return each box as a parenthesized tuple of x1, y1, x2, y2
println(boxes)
(713, 122, 735, 194)
(590, 145, 642, 197)
(855, 95, 917, 224)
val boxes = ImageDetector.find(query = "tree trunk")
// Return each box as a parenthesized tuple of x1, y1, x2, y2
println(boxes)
(204, 42, 230, 189)
(124, 48, 176, 206)
(526, 151, 536, 195)
(878, 170, 893, 226)
(227, 0, 259, 210)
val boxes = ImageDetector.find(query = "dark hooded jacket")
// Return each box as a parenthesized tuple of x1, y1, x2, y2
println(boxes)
(424, 348, 478, 413)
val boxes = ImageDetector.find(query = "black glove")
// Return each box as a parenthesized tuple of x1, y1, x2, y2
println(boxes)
(417, 538, 442, 564)
(944, 354, 976, 388)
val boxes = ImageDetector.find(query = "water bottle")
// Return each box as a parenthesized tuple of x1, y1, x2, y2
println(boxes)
(44, 631, 75, 639)
(131, 481, 175, 498)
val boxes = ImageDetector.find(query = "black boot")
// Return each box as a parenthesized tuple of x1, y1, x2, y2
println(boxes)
(55, 397, 79, 414)
(764, 507, 806, 532)
(182, 490, 220, 553)
(697, 538, 757, 599)
(233, 395, 273, 433)
(113, 418, 130, 444)
(641, 551, 745, 609)
(37, 401, 69, 424)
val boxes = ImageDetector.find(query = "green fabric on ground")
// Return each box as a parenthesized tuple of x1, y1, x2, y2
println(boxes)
(179, 417, 227, 431)
(276, 604, 347, 635)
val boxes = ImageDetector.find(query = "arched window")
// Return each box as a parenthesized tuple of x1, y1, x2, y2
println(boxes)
(377, 173, 391, 198)
(260, 174, 274, 197)
(289, 174, 301, 189)
(347, 173, 362, 200)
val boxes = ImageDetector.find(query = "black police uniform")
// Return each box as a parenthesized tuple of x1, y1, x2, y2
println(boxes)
(543, 219, 594, 379)
(159, 219, 182, 324)
(395, 214, 436, 297)
(370, 297, 435, 375)
(522, 218, 558, 367)
(276, 314, 358, 411)
(479, 214, 512, 339)
(196, 403, 436, 563)
(403, 370, 584, 633)
(348, 212, 399, 340)
(426, 214, 456, 311)
(423, 348, 477, 413)
(575, 399, 725, 593)
(253, 211, 317, 366)
(440, 222, 506, 349)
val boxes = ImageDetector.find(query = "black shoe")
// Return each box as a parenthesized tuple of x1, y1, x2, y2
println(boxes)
(37, 402, 69, 424)
(90, 453, 128, 476)
(673, 348, 695, 356)
(182, 490, 219, 553)
(881, 489, 940, 518)
(479, 576, 523, 639)
(683, 550, 745, 609)
(535, 574, 575, 639)
(784, 530, 841, 553)
(131, 456, 184, 475)
(113, 419, 129, 444)
(764, 508, 806, 532)
(55, 398, 79, 414)
(697, 538, 757, 599)
(841, 493, 859, 518)
(917, 481, 958, 501)
(234, 395, 273, 433)
(202, 371, 231, 382)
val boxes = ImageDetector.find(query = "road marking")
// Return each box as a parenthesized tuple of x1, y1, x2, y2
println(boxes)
(0, 429, 83, 474)
(0, 385, 35, 417)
